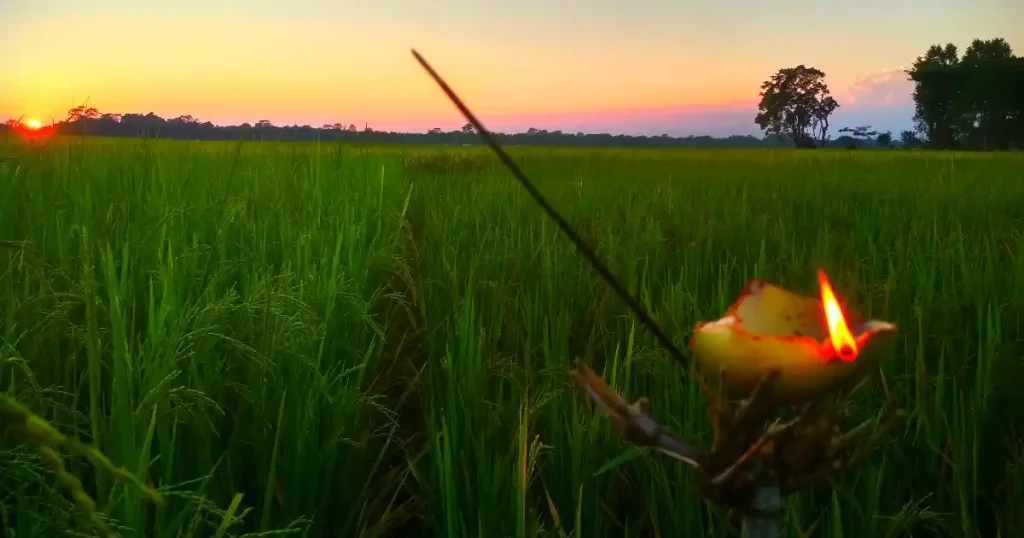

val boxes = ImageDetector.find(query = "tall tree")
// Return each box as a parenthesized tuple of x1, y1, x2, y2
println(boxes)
(961, 38, 1016, 149)
(906, 39, 1024, 150)
(907, 44, 965, 148)
(755, 65, 839, 148)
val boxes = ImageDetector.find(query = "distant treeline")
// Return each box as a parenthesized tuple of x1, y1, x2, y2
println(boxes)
(1, 111, 805, 148)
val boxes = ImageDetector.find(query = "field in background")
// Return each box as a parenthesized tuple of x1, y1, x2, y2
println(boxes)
(1, 137, 1023, 538)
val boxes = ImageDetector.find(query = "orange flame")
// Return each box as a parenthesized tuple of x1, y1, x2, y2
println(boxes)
(817, 269, 858, 362)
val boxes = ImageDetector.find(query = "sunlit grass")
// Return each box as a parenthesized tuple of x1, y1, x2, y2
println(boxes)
(1, 137, 1022, 537)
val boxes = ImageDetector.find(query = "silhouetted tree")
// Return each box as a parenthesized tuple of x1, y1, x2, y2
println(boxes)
(460, 123, 474, 134)
(755, 65, 839, 148)
(67, 105, 99, 121)
(960, 38, 1017, 149)
(837, 125, 879, 149)
(907, 44, 968, 149)
(907, 37, 1024, 150)
(899, 130, 922, 148)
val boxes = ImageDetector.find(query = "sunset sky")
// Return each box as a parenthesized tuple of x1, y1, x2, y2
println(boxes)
(2, 0, 1021, 137)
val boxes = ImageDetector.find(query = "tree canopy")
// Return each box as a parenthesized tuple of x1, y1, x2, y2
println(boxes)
(754, 65, 840, 148)
(908, 38, 1024, 150)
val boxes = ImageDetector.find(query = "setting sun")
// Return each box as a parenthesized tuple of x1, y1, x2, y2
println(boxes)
(24, 118, 41, 130)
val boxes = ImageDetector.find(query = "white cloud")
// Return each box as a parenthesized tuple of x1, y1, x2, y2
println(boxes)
(845, 68, 914, 107)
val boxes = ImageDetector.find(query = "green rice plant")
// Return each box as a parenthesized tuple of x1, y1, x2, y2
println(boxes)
(0, 138, 416, 537)
(0, 393, 162, 537)
(1, 135, 1022, 537)
(406, 147, 1024, 538)
(403, 150, 493, 175)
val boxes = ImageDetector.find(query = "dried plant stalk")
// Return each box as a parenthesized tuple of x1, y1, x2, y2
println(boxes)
(569, 362, 904, 538)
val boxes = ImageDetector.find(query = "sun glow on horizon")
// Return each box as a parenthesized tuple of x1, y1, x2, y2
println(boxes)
(24, 119, 42, 130)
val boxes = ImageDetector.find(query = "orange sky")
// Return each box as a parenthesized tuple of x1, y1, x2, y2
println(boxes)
(2, 0, 1021, 136)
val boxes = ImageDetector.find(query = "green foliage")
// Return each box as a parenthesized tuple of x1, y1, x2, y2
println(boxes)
(1, 139, 1023, 538)
(0, 394, 162, 537)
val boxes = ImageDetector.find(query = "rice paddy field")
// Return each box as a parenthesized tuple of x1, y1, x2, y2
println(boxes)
(1, 136, 1023, 538)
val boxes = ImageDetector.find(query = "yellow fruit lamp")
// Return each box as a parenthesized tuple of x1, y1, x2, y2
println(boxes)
(690, 270, 897, 405)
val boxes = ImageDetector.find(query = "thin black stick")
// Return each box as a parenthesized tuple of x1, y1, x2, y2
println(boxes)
(411, 49, 689, 369)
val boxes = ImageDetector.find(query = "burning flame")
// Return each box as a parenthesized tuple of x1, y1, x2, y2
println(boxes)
(817, 269, 858, 362)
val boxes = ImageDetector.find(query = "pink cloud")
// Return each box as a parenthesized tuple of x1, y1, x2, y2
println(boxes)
(845, 68, 914, 108)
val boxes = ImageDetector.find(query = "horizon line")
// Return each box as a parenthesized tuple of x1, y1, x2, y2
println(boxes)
(2, 98, 914, 140)
(3, 115, 780, 140)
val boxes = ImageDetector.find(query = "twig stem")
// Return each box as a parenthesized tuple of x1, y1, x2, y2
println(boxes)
(742, 482, 782, 538)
